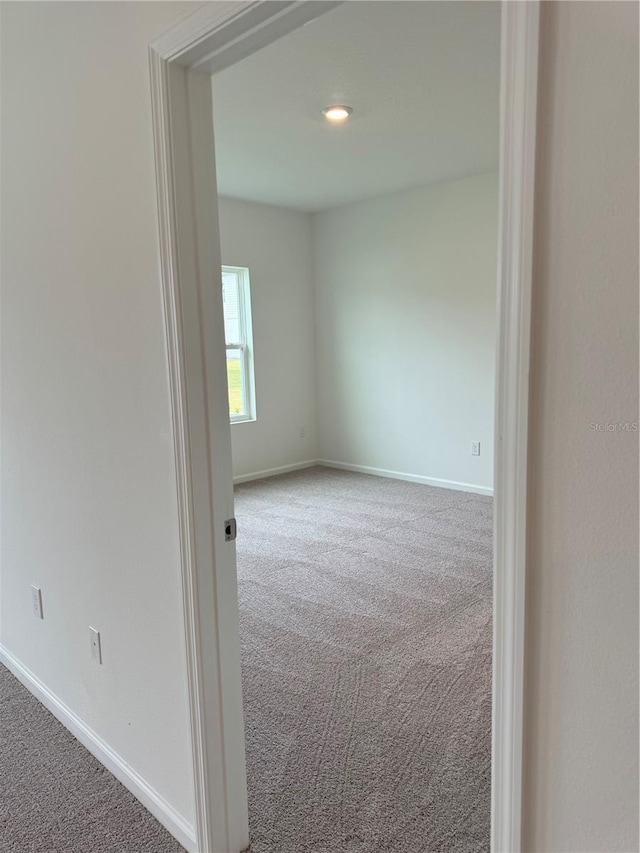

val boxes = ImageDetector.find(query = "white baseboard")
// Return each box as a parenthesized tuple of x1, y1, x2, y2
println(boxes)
(233, 459, 317, 485)
(233, 458, 493, 496)
(0, 646, 196, 852)
(317, 459, 494, 497)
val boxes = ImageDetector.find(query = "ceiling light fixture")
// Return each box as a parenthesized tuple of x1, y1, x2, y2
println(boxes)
(322, 105, 353, 124)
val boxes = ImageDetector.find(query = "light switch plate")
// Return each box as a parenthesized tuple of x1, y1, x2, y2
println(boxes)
(31, 585, 43, 619)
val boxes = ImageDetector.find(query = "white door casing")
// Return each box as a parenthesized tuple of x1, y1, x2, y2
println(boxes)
(149, 3, 540, 851)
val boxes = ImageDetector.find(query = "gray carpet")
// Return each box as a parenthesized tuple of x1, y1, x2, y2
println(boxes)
(0, 664, 185, 852)
(1, 466, 491, 853)
(236, 466, 492, 853)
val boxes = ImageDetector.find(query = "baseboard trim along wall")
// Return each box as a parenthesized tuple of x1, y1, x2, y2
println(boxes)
(317, 459, 494, 496)
(233, 460, 318, 484)
(1, 460, 489, 849)
(234, 458, 493, 496)
(0, 646, 196, 853)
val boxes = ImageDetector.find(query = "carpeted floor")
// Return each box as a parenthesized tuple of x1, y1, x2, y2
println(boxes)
(0, 664, 185, 852)
(236, 466, 493, 853)
(1, 466, 492, 853)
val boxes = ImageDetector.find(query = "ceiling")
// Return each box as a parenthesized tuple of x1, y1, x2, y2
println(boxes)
(211, 1, 500, 213)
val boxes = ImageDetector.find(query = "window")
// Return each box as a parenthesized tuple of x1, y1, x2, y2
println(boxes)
(222, 265, 255, 423)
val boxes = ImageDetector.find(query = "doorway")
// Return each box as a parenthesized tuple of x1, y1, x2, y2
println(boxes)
(149, 2, 539, 851)
(212, 6, 499, 846)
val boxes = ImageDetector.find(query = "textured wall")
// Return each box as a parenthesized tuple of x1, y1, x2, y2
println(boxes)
(313, 172, 498, 492)
(524, 3, 639, 850)
(217, 197, 318, 478)
(0, 0, 200, 833)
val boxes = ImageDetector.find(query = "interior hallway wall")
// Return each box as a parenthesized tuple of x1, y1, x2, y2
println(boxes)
(524, 2, 639, 850)
(313, 171, 498, 493)
(4, 3, 636, 851)
(217, 197, 318, 479)
(0, 1, 201, 840)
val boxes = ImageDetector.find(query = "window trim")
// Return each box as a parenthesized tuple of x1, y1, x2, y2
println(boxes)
(222, 265, 256, 424)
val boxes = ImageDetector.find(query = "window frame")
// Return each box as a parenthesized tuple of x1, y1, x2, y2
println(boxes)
(222, 264, 256, 424)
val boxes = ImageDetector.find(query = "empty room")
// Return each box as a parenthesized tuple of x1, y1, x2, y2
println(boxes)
(2, 1, 638, 852)
(212, 3, 499, 850)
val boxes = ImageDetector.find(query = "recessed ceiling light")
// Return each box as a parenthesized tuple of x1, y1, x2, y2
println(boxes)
(322, 105, 353, 124)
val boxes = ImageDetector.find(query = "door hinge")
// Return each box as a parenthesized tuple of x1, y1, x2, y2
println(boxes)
(224, 518, 237, 542)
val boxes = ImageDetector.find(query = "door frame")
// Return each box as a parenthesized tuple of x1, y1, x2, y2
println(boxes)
(149, 3, 540, 851)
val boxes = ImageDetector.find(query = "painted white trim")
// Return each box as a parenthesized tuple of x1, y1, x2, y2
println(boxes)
(223, 265, 257, 423)
(233, 459, 493, 494)
(150, 1, 540, 851)
(491, 3, 540, 853)
(234, 460, 317, 485)
(151, 2, 342, 71)
(317, 459, 493, 497)
(151, 6, 347, 851)
(0, 646, 196, 853)
(151, 53, 253, 852)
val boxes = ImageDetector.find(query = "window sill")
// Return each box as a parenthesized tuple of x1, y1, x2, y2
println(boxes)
(230, 416, 256, 425)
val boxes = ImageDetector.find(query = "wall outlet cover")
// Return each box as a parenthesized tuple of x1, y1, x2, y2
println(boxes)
(89, 627, 102, 664)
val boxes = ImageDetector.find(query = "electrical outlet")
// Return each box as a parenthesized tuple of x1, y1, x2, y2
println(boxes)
(89, 627, 102, 664)
(299, 426, 306, 439)
(471, 441, 481, 457)
(31, 585, 43, 619)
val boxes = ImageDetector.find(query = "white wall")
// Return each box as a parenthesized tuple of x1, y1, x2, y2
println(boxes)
(0, 1, 200, 840)
(217, 197, 318, 479)
(4, 4, 636, 852)
(313, 171, 498, 492)
(523, 3, 639, 851)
